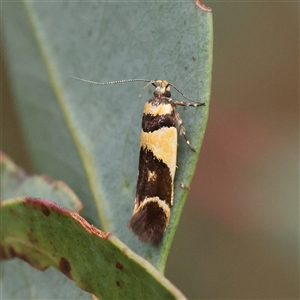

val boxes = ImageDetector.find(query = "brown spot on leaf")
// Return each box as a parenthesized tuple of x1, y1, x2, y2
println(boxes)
(25, 198, 66, 216)
(40, 204, 50, 216)
(116, 280, 124, 288)
(59, 257, 72, 279)
(192, 56, 196, 61)
(8, 246, 30, 264)
(0, 244, 9, 260)
(9, 247, 17, 257)
(49, 241, 57, 252)
(116, 262, 124, 271)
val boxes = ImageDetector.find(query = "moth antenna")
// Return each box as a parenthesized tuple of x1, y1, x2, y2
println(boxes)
(139, 80, 156, 97)
(168, 82, 197, 103)
(71, 76, 151, 85)
(71, 76, 199, 103)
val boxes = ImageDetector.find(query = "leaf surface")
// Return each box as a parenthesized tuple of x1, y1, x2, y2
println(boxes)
(3, 0, 212, 271)
(0, 151, 82, 212)
(1, 197, 186, 299)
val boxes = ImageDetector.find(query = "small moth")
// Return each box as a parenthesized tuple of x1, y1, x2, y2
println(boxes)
(72, 77, 205, 246)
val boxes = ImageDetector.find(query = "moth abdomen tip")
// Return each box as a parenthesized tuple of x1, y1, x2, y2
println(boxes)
(127, 200, 170, 247)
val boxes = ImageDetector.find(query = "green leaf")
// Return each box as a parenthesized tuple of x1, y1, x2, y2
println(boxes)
(1, 197, 186, 299)
(0, 153, 186, 299)
(0, 151, 91, 298)
(3, 0, 212, 273)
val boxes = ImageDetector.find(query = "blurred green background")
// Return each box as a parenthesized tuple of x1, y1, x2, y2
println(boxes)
(2, 2, 298, 299)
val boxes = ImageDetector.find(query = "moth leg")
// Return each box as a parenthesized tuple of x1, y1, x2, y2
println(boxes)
(173, 106, 196, 152)
(172, 100, 205, 107)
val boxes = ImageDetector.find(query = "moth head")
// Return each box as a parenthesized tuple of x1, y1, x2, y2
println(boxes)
(153, 79, 171, 98)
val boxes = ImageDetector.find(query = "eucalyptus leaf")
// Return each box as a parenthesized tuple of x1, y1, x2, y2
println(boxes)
(3, 0, 212, 280)
(1, 197, 186, 299)
(0, 151, 90, 298)
(1, 260, 93, 300)
(0, 151, 82, 212)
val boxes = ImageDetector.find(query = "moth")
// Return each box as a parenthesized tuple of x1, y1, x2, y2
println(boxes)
(72, 77, 204, 246)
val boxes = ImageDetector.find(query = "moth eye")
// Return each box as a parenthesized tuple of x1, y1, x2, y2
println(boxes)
(165, 91, 171, 98)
